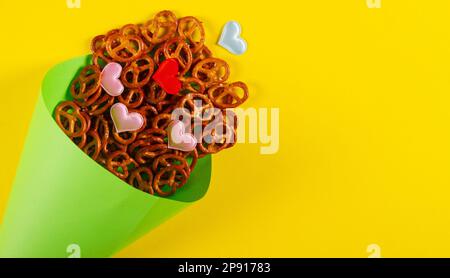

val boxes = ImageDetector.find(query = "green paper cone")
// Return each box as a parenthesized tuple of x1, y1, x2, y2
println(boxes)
(0, 56, 212, 258)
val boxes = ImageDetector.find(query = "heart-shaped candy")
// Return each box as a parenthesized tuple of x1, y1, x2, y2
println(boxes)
(101, 62, 125, 97)
(110, 103, 144, 133)
(152, 59, 182, 95)
(218, 21, 248, 55)
(167, 121, 198, 152)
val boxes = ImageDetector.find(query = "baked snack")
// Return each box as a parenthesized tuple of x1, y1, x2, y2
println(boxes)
(54, 10, 249, 197)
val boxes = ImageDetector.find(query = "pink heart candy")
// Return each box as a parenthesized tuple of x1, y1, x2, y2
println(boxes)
(167, 121, 198, 152)
(101, 62, 124, 97)
(110, 103, 144, 133)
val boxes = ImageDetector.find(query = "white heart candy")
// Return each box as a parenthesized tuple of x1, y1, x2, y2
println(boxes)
(218, 21, 248, 55)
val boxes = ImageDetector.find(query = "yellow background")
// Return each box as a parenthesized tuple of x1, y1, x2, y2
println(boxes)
(1, 0, 450, 258)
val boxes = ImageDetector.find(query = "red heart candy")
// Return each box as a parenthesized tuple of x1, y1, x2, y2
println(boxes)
(152, 58, 182, 95)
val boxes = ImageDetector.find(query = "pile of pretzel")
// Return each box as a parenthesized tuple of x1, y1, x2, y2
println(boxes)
(54, 11, 249, 197)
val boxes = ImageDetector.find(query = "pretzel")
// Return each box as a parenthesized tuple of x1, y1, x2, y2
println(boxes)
(102, 137, 127, 156)
(152, 166, 188, 196)
(92, 115, 110, 150)
(141, 10, 177, 45)
(70, 65, 101, 100)
(163, 37, 193, 76)
(177, 16, 205, 54)
(74, 87, 102, 108)
(153, 45, 166, 65)
(180, 77, 205, 94)
(192, 46, 212, 66)
(129, 167, 154, 194)
(197, 121, 234, 154)
(87, 94, 114, 116)
(192, 58, 230, 87)
(152, 153, 190, 174)
(55, 101, 90, 138)
(106, 151, 137, 179)
(120, 24, 141, 36)
(152, 113, 173, 130)
(208, 82, 249, 108)
(173, 149, 199, 172)
(105, 33, 145, 63)
(136, 128, 167, 141)
(146, 81, 167, 104)
(112, 129, 138, 145)
(72, 133, 87, 149)
(55, 10, 249, 197)
(83, 130, 102, 160)
(177, 93, 214, 120)
(120, 54, 155, 88)
(135, 144, 168, 164)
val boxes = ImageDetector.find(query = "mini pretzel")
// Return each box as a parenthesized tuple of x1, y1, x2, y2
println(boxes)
(177, 93, 214, 120)
(180, 77, 205, 94)
(74, 87, 102, 108)
(120, 24, 141, 36)
(70, 65, 101, 100)
(102, 137, 127, 156)
(92, 115, 110, 150)
(83, 130, 102, 160)
(120, 54, 155, 88)
(55, 10, 249, 197)
(192, 46, 212, 65)
(129, 167, 154, 194)
(72, 133, 87, 149)
(118, 88, 145, 109)
(87, 94, 114, 116)
(152, 113, 173, 130)
(163, 37, 193, 76)
(192, 58, 230, 87)
(177, 16, 205, 54)
(152, 166, 188, 196)
(197, 122, 234, 154)
(173, 149, 199, 172)
(135, 144, 168, 164)
(152, 46, 166, 65)
(156, 99, 178, 114)
(141, 10, 177, 45)
(152, 153, 190, 174)
(105, 33, 145, 63)
(55, 101, 90, 138)
(146, 81, 167, 104)
(208, 82, 249, 108)
(136, 128, 167, 141)
(106, 151, 137, 179)
(112, 129, 138, 145)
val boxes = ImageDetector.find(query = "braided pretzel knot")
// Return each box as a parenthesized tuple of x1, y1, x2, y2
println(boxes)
(208, 82, 249, 108)
(163, 37, 193, 76)
(55, 101, 90, 138)
(192, 58, 230, 87)
(83, 130, 102, 160)
(118, 88, 145, 109)
(152, 153, 191, 174)
(153, 166, 188, 197)
(177, 93, 214, 121)
(70, 65, 101, 100)
(120, 55, 155, 88)
(129, 167, 154, 194)
(141, 10, 178, 45)
(197, 121, 235, 155)
(106, 33, 145, 63)
(106, 151, 137, 179)
(177, 16, 205, 54)
(180, 77, 205, 94)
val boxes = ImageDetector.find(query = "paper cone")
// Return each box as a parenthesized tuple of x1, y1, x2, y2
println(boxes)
(0, 56, 212, 258)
